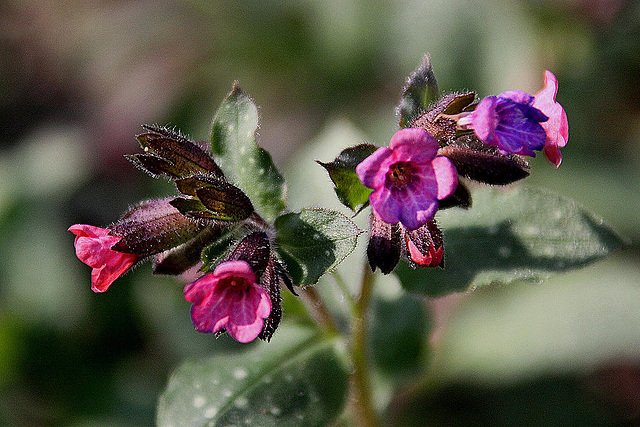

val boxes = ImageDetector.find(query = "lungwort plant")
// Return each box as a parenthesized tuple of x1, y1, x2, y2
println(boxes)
(70, 55, 624, 426)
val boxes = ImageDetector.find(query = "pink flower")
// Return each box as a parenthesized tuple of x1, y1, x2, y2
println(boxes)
(184, 260, 271, 343)
(356, 128, 458, 231)
(533, 70, 569, 167)
(69, 224, 139, 293)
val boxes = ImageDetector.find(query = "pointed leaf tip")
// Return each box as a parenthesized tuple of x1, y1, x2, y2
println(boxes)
(210, 83, 287, 222)
(318, 143, 376, 211)
(398, 54, 439, 128)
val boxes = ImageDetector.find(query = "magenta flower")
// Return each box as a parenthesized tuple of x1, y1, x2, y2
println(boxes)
(459, 91, 548, 157)
(184, 260, 271, 343)
(533, 70, 569, 167)
(69, 224, 139, 293)
(356, 128, 458, 231)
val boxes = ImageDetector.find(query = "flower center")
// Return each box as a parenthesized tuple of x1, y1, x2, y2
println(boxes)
(387, 161, 416, 188)
(220, 276, 250, 291)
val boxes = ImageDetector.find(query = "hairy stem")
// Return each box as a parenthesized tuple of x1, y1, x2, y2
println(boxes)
(350, 263, 379, 427)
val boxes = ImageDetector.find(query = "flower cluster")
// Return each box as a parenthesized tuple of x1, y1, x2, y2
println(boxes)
(70, 126, 292, 343)
(355, 70, 568, 273)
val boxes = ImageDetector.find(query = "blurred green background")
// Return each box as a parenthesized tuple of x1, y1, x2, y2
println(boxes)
(1, 0, 639, 425)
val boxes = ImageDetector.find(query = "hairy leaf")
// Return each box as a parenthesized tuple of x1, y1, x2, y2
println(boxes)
(275, 209, 362, 286)
(317, 143, 376, 211)
(157, 326, 349, 427)
(395, 187, 626, 297)
(398, 54, 439, 128)
(211, 82, 287, 222)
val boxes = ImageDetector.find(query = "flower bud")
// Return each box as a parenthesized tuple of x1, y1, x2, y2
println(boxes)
(402, 219, 444, 268)
(258, 258, 283, 342)
(367, 213, 401, 274)
(128, 125, 224, 179)
(110, 198, 208, 257)
(439, 134, 530, 185)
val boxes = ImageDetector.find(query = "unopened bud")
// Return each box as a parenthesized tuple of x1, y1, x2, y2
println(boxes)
(367, 213, 401, 274)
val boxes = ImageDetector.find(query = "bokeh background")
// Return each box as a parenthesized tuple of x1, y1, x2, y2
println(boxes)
(1, 0, 639, 425)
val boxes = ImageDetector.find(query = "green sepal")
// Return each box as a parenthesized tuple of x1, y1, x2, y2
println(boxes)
(169, 177, 254, 223)
(317, 143, 377, 212)
(274, 208, 362, 286)
(398, 54, 439, 128)
(200, 227, 245, 272)
(153, 226, 224, 275)
(196, 184, 254, 222)
(211, 82, 287, 222)
(126, 153, 182, 179)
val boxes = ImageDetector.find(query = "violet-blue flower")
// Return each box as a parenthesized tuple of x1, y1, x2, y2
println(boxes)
(356, 128, 458, 231)
(459, 91, 549, 157)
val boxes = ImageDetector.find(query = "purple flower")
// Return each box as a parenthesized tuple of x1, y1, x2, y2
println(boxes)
(533, 70, 569, 167)
(184, 260, 271, 343)
(356, 128, 458, 231)
(459, 91, 549, 157)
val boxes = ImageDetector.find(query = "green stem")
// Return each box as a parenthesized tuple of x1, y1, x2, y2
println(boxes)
(350, 262, 380, 427)
(331, 270, 357, 313)
(300, 286, 339, 335)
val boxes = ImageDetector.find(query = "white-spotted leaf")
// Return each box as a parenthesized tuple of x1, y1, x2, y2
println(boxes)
(395, 187, 626, 296)
(157, 326, 349, 426)
(211, 83, 287, 222)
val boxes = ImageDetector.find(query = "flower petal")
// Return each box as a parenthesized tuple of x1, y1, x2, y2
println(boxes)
(69, 224, 138, 292)
(471, 96, 499, 144)
(534, 70, 568, 167)
(389, 128, 438, 161)
(369, 186, 402, 225)
(184, 260, 271, 343)
(432, 156, 459, 200)
(397, 189, 438, 231)
(227, 285, 271, 343)
(356, 146, 393, 189)
(212, 260, 256, 283)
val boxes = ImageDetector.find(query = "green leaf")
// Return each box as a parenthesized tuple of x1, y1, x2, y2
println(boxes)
(157, 326, 349, 427)
(395, 187, 626, 297)
(398, 54, 439, 128)
(274, 208, 362, 286)
(317, 143, 376, 211)
(211, 82, 287, 222)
